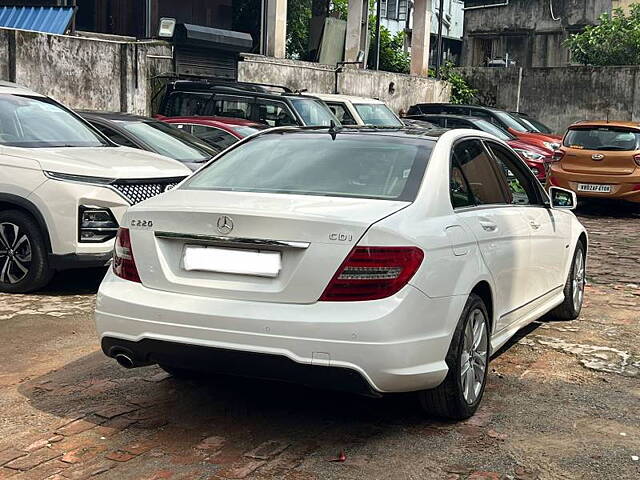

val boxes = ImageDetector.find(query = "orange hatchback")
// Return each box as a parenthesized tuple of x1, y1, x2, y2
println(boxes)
(549, 121, 640, 203)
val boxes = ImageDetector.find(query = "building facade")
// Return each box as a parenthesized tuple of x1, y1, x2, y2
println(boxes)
(380, 0, 465, 65)
(462, 0, 627, 68)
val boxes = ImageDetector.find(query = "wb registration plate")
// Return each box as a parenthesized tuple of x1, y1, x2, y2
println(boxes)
(577, 183, 612, 193)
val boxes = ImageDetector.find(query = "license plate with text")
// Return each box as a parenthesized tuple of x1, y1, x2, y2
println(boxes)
(577, 184, 612, 193)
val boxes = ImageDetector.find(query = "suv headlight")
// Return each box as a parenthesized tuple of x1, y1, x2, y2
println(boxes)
(79, 207, 119, 243)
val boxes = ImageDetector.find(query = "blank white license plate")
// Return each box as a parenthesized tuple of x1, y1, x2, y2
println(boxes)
(577, 183, 612, 193)
(182, 245, 282, 278)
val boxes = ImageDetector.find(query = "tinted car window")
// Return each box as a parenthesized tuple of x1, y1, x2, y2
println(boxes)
(184, 133, 432, 201)
(256, 100, 297, 127)
(190, 125, 239, 152)
(564, 127, 640, 151)
(165, 92, 211, 117)
(450, 158, 475, 208)
(486, 142, 535, 205)
(453, 140, 509, 205)
(208, 97, 252, 120)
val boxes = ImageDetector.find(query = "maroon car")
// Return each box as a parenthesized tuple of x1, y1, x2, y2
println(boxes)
(159, 116, 268, 153)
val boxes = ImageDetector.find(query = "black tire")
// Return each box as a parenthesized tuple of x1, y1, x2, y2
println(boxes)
(418, 293, 490, 420)
(0, 210, 52, 293)
(548, 242, 586, 321)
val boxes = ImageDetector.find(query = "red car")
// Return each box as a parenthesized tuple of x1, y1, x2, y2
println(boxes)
(410, 114, 552, 180)
(159, 116, 267, 153)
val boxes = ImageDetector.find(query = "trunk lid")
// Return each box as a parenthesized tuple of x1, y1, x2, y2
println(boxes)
(127, 189, 409, 303)
(561, 148, 638, 175)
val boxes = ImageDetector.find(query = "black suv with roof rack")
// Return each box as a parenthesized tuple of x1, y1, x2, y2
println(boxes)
(157, 80, 339, 127)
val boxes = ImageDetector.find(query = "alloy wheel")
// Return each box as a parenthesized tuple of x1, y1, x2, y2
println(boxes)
(460, 308, 488, 405)
(0, 222, 32, 285)
(572, 252, 585, 312)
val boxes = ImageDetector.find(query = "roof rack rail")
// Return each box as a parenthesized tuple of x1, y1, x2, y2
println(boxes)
(174, 78, 292, 94)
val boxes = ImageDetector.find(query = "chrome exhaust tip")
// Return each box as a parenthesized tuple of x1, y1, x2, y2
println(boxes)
(114, 353, 135, 369)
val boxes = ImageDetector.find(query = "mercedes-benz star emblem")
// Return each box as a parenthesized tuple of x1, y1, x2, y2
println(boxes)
(216, 215, 234, 235)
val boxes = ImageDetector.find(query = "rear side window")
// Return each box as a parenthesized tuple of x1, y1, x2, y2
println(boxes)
(183, 133, 433, 201)
(190, 125, 238, 152)
(564, 127, 640, 151)
(328, 103, 357, 125)
(452, 140, 509, 205)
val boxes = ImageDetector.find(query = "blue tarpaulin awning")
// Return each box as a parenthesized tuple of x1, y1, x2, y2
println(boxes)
(0, 6, 74, 35)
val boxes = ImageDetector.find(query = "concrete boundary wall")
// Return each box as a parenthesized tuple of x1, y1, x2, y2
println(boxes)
(459, 66, 640, 133)
(0, 28, 173, 115)
(239, 54, 450, 114)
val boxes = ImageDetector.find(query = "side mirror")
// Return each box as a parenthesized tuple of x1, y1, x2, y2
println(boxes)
(549, 186, 577, 210)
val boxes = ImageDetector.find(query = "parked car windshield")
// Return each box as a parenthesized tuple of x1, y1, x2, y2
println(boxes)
(288, 98, 337, 126)
(494, 111, 531, 132)
(564, 127, 640, 151)
(183, 132, 432, 201)
(474, 119, 515, 141)
(0, 94, 107, 148)
(354, 103, 403, 127)
(120, 121, 215, 162)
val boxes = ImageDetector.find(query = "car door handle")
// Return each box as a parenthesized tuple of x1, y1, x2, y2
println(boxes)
(479, 220, 498, 232)
(529, 220, 541, 230)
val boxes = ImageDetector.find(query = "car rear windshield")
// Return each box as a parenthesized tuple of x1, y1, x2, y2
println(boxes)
(183, 132, 432, 201)
(564, 127, 640, 151)
(0, 94, 107, 148)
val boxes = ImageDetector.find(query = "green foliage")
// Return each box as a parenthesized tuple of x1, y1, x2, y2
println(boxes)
(287, 0, 312, 59)
(430, 62, 477, 105)
(368, 25, 411, 73)
(329, 0, 349, 20)
(565, 5, 640, 66)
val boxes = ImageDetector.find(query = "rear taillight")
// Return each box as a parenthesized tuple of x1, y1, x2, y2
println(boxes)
(633, 154, 640, 167)
(551, 150, 565, 162)
(320, 247, 424, 302)
(113, 228, 140, 283)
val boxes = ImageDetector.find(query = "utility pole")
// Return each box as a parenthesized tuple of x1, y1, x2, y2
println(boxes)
(374, 0, 382, 70)
(435, 0, 444, 78)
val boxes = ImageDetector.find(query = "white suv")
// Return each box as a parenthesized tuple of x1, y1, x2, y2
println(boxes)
(0, 82, 191, 293)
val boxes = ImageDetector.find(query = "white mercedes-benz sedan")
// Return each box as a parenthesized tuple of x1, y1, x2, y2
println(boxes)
(95, 126, 587, 419)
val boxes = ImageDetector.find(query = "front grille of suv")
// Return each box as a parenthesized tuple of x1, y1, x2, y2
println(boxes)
(111, 177, 186, 205)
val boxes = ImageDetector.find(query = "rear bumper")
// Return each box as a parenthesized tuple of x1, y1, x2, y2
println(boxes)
(101, 337, 378, 396)
(95, 271, 468, 393)
(550, 167, 640, 202)
(49, 252, 112, 271)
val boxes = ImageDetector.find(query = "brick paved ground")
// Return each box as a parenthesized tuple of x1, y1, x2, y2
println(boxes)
(0, 199, 639, 479)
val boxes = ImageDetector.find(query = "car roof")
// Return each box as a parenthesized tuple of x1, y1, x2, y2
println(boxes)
(168, 80, 322, 100)
(413, 114, 483, 122)
(569, 120, 640, 130)
(415, 103, 500, 112)
(162, 116, 262, 127)
(0, 81, 44, 97)
(78, 111, 155, 122)
(310, 93, 385, 105)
